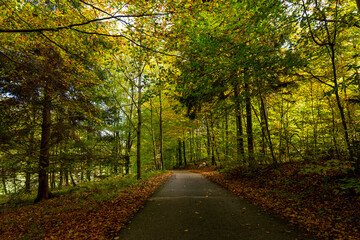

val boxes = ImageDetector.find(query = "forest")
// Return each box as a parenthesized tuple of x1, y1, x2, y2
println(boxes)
(0, 0, 360, 238)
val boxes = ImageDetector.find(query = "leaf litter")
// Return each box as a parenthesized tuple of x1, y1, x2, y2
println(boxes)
(0, 172, 172, 240)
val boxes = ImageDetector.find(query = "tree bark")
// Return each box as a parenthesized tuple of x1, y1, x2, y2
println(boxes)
(25, 131, 35, 193)
(59, 163, 63, 187)
(225, 111, 229, 162)
(183, 140, 187, 167)
(35, 80, 52, 203)
(210, 120, 216, 166)
(70, 169, 77, 186)
(245, 82, 254, 165)
(125, 85, 135, 175)
(206, 119, 211, 161)
(1, 168, 7, 195)
(260, 93, 277, 167)
(159, 89, 164, 170)
(234, 82, 245, 163)
(329, 43, 357, 174)
(150, 99, 158, 169)
(137, 74, 142, 179)
(178, 139, 182, 167)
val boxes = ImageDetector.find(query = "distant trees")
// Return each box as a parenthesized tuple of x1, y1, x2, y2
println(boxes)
(166, 0, 360, 175)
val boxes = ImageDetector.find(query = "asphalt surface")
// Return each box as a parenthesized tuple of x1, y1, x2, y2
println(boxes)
(116, 171, 310, 240)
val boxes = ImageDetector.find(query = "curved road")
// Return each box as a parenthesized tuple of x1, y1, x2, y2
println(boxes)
(116, 171, 310, 240)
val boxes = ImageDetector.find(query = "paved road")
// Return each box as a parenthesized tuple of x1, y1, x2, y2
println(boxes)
(116, 171, 310, 240)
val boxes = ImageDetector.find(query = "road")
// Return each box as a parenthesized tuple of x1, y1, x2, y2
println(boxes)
(116, 171, 310, 240)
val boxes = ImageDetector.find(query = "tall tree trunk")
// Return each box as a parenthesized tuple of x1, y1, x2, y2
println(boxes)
(210, 120, 216, 166)
(310, 82, 318, 154)
(150, 99, 158, 169)
(50, 170, 56, 190)
(234, 82, 245, 163)
(25, 129, 35, 193)
(196, 130, 201, 162)
(65, 167, 69, 186)
(190, 130, 194, 164)
(178, 139, 182, 167)
(245, 82, 254, 165)
(260, 92, 277, 167)
(329, 44, 357, 174)
(136, 67, 142, 179)
(70, 169, 76, 187)
(159, 89, 164, 170)
(259, 96, 267, 160)
(206, 119, 211, 161)
(1, 168, 7, 195)
(59, 163, 63, 187)
(25, 168, 31, 193)
(114, 131, 119, 174)
(225, 111, 229, 162)
(125, 129, 132, 175)
(35, 80, 52, 203)
(125, 84, 135, 175)
(183, 140, 187, 167)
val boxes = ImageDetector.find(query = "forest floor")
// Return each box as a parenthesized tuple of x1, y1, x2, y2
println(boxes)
(193, 161, 360, 240)
(0, 171, 172, 240)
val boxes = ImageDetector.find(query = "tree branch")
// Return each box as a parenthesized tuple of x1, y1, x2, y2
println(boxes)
(0, 13, 171, 33)
(72, 28, 182, 58)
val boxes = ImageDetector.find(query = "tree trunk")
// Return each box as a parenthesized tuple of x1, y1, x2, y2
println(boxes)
(136, 69, 142, 179)
(25, 117, 36, 193)
(206, 119, 211, 161)
(260, 93, 277, 167)
(150, 99, 158, 169)
(65, 167, 69, 186)
(59, 165, 63, 188)
(196, 130, 201, 162)
(211, 121, 216, 166)
(70, 169, 77, 187)
(1, 168, 7, 195)
(159, 89, 164, 170)
(225, 111, 229, 162)
(125, 130, 132, 175)
(25, 171, 31, 193)
(259, 97, 267, 160)
(329, 44, 357, 174)
(114, 131, 119, 174)
(50, 170, 55, 190)
(190, 130, 194, 164)
(178, 139, 182, 167)
(183, 140, 187, 167)
(245, 82, 254, 165)
(35, 80, 52, 203)
(234, 83, 245, 163)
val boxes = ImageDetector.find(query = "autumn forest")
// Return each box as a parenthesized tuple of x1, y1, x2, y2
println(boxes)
(1, 0, 360, 239)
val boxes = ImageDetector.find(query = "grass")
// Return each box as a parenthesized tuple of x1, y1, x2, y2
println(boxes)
(0, 170, 166, 212)
(0, 170, 172, 240)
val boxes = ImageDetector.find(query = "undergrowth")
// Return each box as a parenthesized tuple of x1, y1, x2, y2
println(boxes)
(199, 160, 360, 240)
(0, 170, 172, 239)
